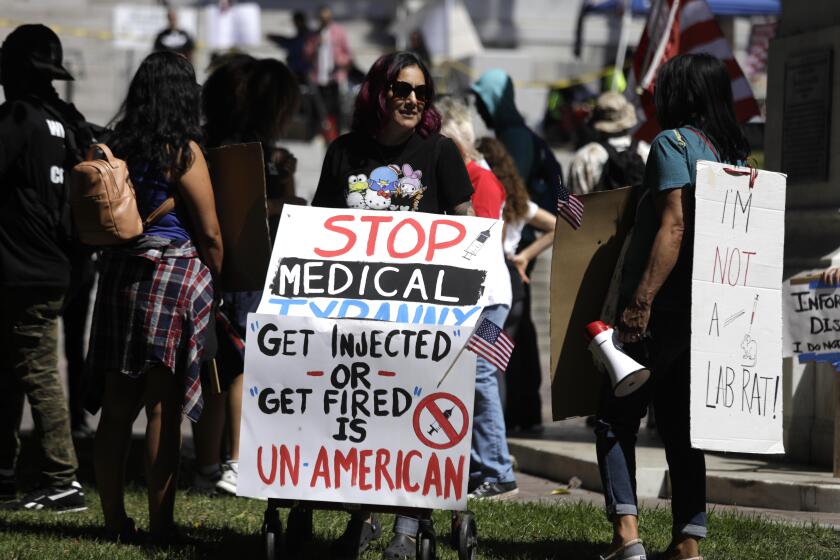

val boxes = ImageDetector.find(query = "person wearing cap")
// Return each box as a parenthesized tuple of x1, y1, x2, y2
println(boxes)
(0, 24, 90, 512)
(567, 92, 650, 196)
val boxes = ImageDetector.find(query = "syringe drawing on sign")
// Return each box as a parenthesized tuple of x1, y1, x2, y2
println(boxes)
(741, 294, 759, 367)
(462, 223, 495, 261)
(427, 405, 456, 436)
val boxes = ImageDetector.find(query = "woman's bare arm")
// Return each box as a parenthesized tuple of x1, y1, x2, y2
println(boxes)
(179, 141, 223, 280)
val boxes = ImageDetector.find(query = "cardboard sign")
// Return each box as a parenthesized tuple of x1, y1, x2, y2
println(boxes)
(237, 314, 476, 510)
(207, 143, 272, 292)
(550, 187, 636, 420)
(257, 206, 504, 328)
(783, 275, 840, 365)
(690, 161, 786, 454)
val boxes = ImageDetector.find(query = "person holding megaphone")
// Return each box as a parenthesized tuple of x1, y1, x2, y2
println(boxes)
(593, 53, 750, 560)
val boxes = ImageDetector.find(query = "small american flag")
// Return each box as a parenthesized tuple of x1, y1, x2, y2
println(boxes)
(467, 318, 515, 373)
(557, 182, 585, 230)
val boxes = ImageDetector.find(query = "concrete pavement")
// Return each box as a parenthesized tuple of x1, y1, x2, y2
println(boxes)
(508, 418, 840, 520)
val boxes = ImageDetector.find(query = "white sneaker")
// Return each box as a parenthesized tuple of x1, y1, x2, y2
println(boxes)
(216, 461, 238, 495)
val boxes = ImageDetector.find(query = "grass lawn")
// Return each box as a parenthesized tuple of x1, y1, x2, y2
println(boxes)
(1, 487, 839, 560)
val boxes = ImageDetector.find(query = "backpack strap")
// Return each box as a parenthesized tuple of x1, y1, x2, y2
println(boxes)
(143, 196, 176, 227)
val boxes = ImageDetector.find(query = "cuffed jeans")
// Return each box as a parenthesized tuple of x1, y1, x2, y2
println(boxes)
(594, 310, 707, 539)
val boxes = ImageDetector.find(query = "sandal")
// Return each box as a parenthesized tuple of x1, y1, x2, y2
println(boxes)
(383, 532, 416, 559)
(330, 514, 382, 559)
(600, 538, 648, 560)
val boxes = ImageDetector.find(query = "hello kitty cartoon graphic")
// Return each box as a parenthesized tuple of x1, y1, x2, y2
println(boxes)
(366, 165, 400, 210)
(393, 163, 426, 211)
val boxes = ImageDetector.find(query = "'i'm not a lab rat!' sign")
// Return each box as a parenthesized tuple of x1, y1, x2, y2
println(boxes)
(237, 315, 476, 510)
(690, 161, 786, 454)
(257, 206, 503, 327)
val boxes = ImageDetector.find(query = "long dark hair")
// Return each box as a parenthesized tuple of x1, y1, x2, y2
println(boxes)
(654, 53, 750, 163)
(203, 56, 300, 149)
(202, 53, 255, 148)
(477, 137, 530, 223)
(109, 51, 202, 179)
(351, 51, 441, 138)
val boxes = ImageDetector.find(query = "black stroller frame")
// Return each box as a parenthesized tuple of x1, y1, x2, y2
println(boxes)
(261, 498, 477, 559)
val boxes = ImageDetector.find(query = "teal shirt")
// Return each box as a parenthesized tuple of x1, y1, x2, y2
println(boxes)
(620, 127, 722, 312)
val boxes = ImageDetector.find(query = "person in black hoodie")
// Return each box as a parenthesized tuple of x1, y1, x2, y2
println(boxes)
(0, 24, 89, 512)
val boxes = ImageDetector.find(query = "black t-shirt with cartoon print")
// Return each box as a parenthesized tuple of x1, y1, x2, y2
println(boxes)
(312, 131, 473, 214)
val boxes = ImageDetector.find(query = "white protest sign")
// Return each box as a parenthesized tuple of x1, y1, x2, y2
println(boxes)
(204, 2, 261, 49)
(783, 276, 840, 364)
(690, 161, 786, 454)
(257, 206, 504, 328)
(238, 314, 476, 510)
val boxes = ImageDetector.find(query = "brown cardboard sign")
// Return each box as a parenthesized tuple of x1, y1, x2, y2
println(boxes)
(550, 187, 635, 420)
(207, 143, 271, 292)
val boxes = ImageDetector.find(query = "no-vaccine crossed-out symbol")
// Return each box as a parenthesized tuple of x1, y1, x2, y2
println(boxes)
(412, 392, 469, 450)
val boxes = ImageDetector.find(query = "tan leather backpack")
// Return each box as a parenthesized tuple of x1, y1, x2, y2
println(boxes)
(70, 143, 174, 245)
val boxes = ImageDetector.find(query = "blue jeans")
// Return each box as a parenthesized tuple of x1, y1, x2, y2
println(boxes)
(469, 303, 515, 485)
(394, 304, 514, 536)
(594, 310, 707, 539)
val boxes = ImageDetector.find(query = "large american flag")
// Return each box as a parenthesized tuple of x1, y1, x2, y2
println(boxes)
(557, 182, 585, 230)
(627, 0, 760, 141)
(466, 318, 515, 373)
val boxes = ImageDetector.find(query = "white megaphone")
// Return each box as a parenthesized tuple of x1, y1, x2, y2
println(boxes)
(585, 321, 650, 397)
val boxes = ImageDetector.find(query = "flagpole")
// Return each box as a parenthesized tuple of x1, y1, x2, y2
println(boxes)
(612, 0, 632, 92)
(435, 321, 480, 388)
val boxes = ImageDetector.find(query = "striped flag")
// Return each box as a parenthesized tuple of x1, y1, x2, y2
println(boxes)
(627, 0, 760, 141)
(466, 318, 515, 373)
(556, 182, 585, 230)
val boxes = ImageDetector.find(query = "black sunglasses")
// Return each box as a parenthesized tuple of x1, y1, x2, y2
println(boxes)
(389, 80, 430, 103)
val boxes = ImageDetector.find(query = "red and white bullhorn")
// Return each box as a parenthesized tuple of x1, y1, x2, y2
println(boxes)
(585, 321, 650, 397)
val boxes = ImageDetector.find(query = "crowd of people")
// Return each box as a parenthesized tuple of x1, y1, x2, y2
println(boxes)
(0, 9, 780, 560)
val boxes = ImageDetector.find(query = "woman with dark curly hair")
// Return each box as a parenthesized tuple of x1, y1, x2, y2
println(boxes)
(88, 51, 223, 543)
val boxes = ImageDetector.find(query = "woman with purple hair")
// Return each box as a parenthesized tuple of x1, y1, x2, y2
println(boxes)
(309, 51, 476, 559)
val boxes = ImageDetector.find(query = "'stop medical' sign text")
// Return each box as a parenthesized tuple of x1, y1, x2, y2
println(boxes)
(258, 207, 504, 327)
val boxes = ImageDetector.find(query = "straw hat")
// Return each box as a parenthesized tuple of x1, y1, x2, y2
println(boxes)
(591, 92, 636, 134)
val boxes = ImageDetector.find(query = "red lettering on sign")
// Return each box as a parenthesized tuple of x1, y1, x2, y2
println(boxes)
(426, 220, 466, 262)
(422, 453, 442, 496)
(359, 449, 373, 491)
(257, 445, 277, 485)
(310, 447, 331, 488)
(402, 450, 421, 492)
(314, 215, 357, 258)
(711, 246, 758, 287)
(334, 448, 357, 489)
(374, 449, 394, 491)
(279, 444, 300, 486)
(444, 455, 465, 500)
(361, 215, 394, 255)
(387, 218, 425, 258)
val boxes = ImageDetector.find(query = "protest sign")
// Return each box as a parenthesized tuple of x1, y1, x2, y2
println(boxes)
(690, 161, 786, 454)
(207, 143, 271, 292)
(550, 187, 636, 420)
(783, 275, 840, 365)
(237, 314, 476, 510)
(257, 206, 504, 328)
